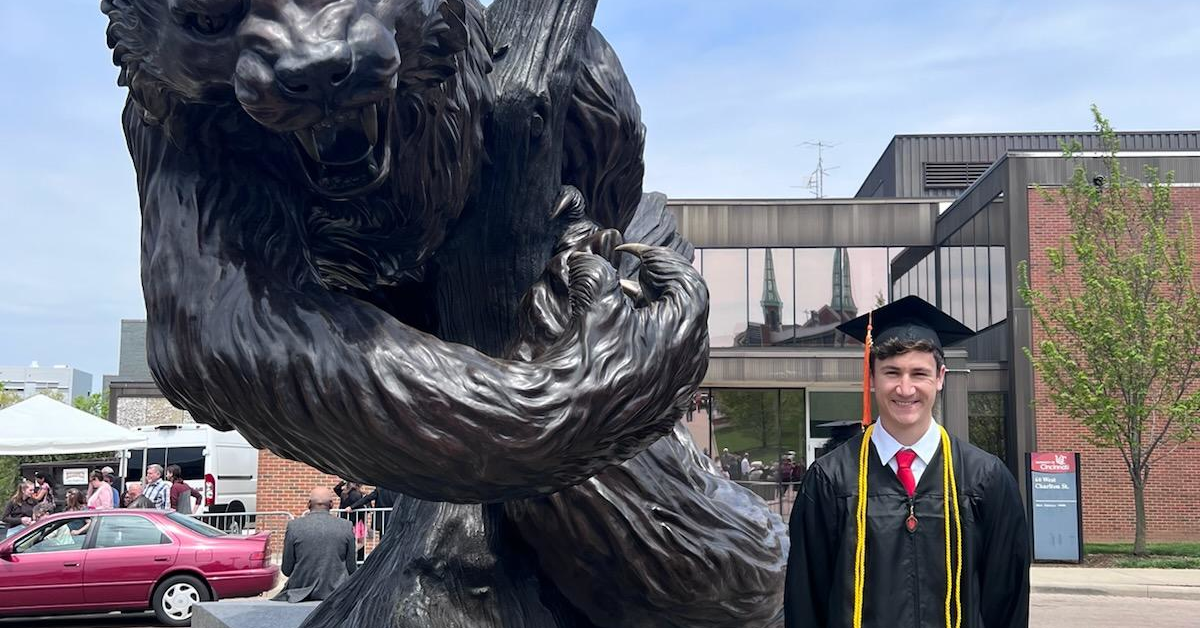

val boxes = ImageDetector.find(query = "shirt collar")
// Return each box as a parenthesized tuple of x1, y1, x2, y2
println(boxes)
(871, 419, 942, 467)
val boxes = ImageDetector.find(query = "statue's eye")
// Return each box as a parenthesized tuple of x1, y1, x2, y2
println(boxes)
(184, 12, 231, 36)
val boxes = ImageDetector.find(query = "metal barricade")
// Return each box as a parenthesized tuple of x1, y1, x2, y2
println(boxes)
(337, 507, 392, 563)
(732, 480, 803, 521)
(185, 510, 294, 536)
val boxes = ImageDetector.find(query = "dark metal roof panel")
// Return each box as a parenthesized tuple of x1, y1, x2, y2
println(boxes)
(855, 139, 898, 197)
(870, 132, 1200, 197)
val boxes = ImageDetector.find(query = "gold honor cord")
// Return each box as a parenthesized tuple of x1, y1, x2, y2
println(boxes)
(940, 425, 964, 628)
(851, 424, 963, 628)
(852, 423, 874, 628)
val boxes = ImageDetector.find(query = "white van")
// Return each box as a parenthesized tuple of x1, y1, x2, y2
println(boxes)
(122, 424, 258, 521)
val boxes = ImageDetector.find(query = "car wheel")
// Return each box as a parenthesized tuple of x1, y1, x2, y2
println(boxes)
(152, 574, 210, 627)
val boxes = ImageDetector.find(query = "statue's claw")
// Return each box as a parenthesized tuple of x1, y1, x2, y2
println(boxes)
(614, 242, 653, 257)
(550, 186, 587, 220)
(619, 279, 643, 301)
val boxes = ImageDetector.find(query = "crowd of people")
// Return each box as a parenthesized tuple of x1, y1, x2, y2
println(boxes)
(2, 463, 204, 538)
(717, 448, 806, 487)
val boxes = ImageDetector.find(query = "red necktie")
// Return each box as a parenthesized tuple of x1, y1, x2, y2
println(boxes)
(895, 449, 918, 497)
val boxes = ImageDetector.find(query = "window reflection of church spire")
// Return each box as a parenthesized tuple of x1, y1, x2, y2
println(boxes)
(831, 247, 857, 317)
(761, 249, 783, 332)
(735, 248, 863, 347)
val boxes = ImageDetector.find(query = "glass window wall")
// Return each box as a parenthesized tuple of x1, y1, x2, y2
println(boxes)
(968, 392, 1007, 465)
(935, 199, 1009, 330)
(698, 249, 748, 347)
(698, 247, 893, 347)
(705, 388, 807, 519)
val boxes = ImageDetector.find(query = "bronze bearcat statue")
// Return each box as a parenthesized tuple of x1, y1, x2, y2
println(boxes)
(103, 0, 786, 625)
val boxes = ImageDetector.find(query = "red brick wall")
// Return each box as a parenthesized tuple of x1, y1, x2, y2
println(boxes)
(256, 450, 344, 555)
(1026, 187, 1200, 542)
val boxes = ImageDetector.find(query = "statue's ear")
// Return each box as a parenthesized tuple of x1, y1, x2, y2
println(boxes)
(433, 0, 469, 56)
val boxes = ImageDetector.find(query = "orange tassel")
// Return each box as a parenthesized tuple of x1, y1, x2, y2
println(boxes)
(861, 311, 873, 429)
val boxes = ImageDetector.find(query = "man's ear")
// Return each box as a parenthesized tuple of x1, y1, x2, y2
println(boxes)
(936, 364, 948, 391)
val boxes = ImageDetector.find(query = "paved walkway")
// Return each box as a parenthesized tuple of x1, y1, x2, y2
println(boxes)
(1032, 593, 1200, 628)
(1032, 567, 1200, 600)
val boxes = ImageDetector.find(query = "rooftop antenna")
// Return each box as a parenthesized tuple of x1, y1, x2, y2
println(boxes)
(793, 140, 840, 198)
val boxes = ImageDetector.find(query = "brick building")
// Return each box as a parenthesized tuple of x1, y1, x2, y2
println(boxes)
(878, 140, 1200, 542)
(1025, 184, 1200, 542)
(255, 451, 345, 556)
(255, 450, 344, 517)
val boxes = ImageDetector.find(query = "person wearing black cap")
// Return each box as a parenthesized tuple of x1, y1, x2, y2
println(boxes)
(784, 296, 1029, 628)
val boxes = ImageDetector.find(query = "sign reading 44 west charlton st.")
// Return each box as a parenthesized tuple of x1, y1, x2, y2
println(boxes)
(1028, 452, 1083, 562)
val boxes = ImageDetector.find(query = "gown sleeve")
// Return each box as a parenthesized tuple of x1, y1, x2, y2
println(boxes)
(785, 464, 840, 628)
(976, 461, 1031, 628)
(348, 489, 377, 510)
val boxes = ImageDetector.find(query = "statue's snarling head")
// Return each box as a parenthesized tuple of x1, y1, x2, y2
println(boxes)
(105, 0, 482, 201)
(234, 0, 409, 199)
(106, 0, 490, 289)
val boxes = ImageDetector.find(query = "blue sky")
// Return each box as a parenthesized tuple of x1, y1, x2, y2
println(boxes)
(3, 0, 1200, 386)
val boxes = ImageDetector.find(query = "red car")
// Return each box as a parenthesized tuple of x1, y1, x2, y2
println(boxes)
(0, 509, 277, 626)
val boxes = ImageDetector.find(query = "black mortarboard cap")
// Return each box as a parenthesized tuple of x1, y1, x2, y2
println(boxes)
(836, 295, 974, 350)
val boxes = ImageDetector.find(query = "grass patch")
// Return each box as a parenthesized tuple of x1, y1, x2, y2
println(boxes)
(1085, 542, 1200, 568)
(1112, 556, 1200, 569)
(1086, 542, 1200, 558)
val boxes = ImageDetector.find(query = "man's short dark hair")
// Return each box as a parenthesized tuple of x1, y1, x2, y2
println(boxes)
(870, 336, 945, 374)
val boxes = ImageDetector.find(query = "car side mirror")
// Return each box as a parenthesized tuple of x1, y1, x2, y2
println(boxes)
(0, 544, 12, 561)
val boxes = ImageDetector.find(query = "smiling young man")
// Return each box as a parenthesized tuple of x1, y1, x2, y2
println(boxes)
(785, 296, 1030, 628)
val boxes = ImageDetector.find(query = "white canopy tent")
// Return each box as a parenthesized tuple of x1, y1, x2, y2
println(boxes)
(0, 395, 147, 455)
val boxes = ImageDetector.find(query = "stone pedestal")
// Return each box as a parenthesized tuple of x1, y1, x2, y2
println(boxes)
(192, 599, 319, 628)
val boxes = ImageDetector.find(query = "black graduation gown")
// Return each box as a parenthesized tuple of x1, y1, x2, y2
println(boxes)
(785, 431, 1029, 628)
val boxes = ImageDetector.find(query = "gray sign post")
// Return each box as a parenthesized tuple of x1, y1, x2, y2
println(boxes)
(1027, 452, 1083, 563)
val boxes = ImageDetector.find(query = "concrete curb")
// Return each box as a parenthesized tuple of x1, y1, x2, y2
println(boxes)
(1033, 583, 1200, 601)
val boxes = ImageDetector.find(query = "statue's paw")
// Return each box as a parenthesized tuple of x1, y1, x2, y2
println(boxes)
(614, 242, 707, 315)
(514, 187, 624, 354)
(515, 186, 708, 364)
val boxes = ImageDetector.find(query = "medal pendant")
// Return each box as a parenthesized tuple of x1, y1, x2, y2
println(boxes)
(905, 514, 917, 532)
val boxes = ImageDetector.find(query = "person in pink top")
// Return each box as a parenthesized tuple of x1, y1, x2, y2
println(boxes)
(86, 470, 114, 509)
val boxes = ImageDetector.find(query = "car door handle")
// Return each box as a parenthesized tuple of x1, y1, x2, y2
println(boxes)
(154, 556, 170, 562)
(63, 562, 79, 567)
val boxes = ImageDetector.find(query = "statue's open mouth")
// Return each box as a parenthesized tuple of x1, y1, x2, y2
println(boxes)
(291, 101, 391, 199)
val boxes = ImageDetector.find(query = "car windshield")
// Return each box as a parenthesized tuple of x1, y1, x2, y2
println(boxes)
(167, 512, 227, 538)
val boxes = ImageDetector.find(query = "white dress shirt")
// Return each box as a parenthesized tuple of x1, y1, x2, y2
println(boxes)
(871, 420, 943, 486)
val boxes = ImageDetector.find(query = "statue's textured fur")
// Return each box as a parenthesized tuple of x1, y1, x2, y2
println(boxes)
(105, 1, 786, 625)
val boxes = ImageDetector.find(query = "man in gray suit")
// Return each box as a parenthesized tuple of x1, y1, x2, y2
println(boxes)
(273, 487, 358, 602)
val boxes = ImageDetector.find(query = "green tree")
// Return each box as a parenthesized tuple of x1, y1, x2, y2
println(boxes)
(0, 385, 18, 409)
(1019, 107, 1200, 555)
(73, 392, 109, 419)
(716, 389, 776, 450)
